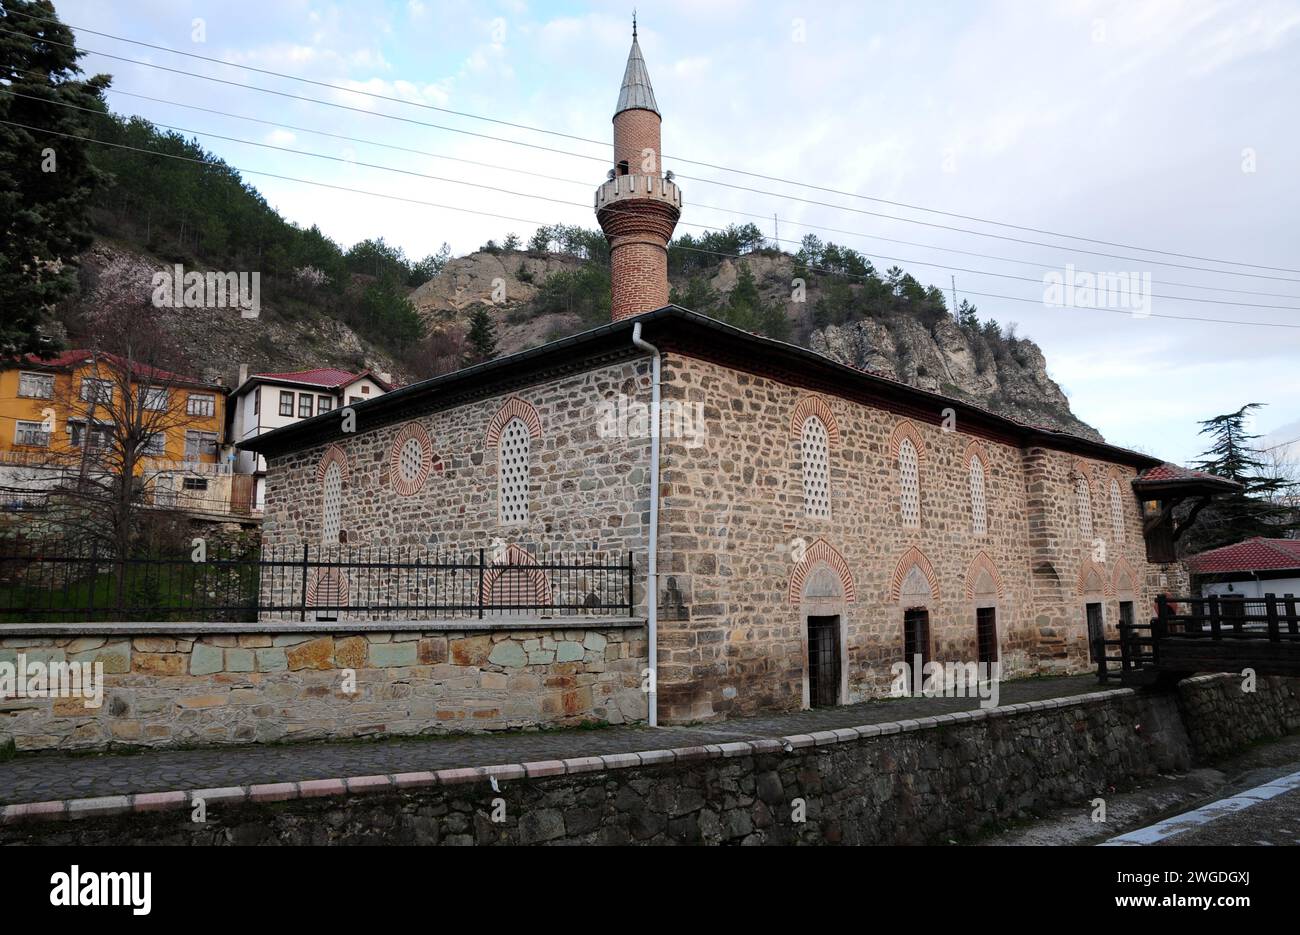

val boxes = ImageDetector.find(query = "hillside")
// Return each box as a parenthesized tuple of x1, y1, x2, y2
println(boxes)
(405, 246, 1102, 440)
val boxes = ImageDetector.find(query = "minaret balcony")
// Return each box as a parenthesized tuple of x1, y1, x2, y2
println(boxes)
(594, 174, 683, 212)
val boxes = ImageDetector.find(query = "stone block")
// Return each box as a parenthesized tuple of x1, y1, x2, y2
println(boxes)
(255, 647, 287, 672)
(133, 653, 185, 676)
(190, 642, 224, 676)
(450, 635, 492, 666)
(286, 636, 335, 670)
(334, 636, 368, 669)
(225, 649, 255, 673)
(369, 641, 417, 668)
(489, 641, 527, 668)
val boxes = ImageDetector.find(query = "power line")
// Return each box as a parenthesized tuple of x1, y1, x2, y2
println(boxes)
(7, 118, 1300, 333)
(80, 87, 1300, 300)
(9, 87, 1300, 311)
(13, 7, 1300, 276)
(4, 17, 1299, 281)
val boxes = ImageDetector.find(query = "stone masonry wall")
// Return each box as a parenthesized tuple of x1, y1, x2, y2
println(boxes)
(0, 624, 646, 752)
(260, 357, 653, 614)
(655, 353, 1181, 722)
(1175, 674, 1300, 761)
(1, 684, 1213, 846)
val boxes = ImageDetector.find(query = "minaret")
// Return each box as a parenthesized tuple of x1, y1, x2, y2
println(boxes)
(595, 16, 682, 321)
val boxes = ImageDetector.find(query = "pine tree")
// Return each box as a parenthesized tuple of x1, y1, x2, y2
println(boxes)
(1180, 404, 1300, 553)
(1, 0, 110, 357)
(463, 306, 498, 365)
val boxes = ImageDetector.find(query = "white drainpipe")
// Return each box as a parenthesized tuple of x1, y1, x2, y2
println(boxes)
(631, 322, 661, 727)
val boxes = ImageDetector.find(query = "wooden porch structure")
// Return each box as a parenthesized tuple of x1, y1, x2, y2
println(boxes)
(1097, 593, 1300, 686)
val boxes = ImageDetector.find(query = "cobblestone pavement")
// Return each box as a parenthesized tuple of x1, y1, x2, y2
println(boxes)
(0, 675, 1100, 805)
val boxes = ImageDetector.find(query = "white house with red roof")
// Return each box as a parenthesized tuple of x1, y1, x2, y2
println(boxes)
(1186, 537, 1300, 600)
(229, 365, 393, 509)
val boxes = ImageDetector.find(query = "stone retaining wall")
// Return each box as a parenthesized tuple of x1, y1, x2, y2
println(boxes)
(0, 621, 647, 751)
(1176, 673, 1300, 761)
(7, 677, 1297, 845)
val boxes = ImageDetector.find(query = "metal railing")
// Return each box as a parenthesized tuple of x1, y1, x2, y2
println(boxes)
(0, 541, 635, 623)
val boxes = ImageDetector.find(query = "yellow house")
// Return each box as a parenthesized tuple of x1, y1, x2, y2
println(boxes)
(0, 349, 227, 472)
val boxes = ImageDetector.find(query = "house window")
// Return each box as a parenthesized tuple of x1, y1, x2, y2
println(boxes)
(70, 422, 111, 450)
(298, 394, 314, 418)
(182, 477, 208, 492)
(898, 438, 920, 527)
(18, 372, 54, 399)
(321, 462, 343, 545)
(14, 420, 49, 447)
(1076, 476, 1093, 539)
(348, 396, 362, 407)
(187, 393, 215, 417)
(317, 396, 333, 413)
(140, 387, 168, 412)
(976, 606, 998, 665)
(903, 608, 931, 670)
(141, 432, 166, 456)
(1110, 479, 1125, 545)
(184, 430, 218, 460)
(498, 417, 531, 525)
(80, 378, 113, 405)
(801, 415, 830, 518)
(279, 391, 294, 416)
(970, 457, 988, 536)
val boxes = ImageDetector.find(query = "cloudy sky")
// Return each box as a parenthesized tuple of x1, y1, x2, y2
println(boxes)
(52, 0, 1300, 465)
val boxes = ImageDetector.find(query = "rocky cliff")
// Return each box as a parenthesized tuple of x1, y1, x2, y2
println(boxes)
(408, 249, 1102, 441)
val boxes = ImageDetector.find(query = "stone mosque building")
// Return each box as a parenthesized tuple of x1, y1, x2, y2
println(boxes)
(244, 27, 1232, 726)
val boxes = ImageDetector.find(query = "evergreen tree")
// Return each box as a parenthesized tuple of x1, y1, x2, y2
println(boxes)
(716, 263, 790, 341)
(1, 0, 110, 357)
(1181, 404, 1300, 553)
(464, 306, 498, 365)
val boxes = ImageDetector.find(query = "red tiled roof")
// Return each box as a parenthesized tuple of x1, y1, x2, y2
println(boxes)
(250, 368, 393, 392)
(1138, 463, 1217, 484)
(1186, 537, 1300, 574)
(15, 349, 210, 387)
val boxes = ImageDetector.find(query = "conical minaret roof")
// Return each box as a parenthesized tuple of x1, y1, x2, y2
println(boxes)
(615, 24, 659, 116)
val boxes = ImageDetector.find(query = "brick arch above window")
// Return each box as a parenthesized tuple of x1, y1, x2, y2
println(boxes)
(485, 396, 542, 446)
(1111, 557, 1138, 596)
(888, 419, 928, 464)
(787, 538, 856, 605)
(480, 543, 553, 607)
(1076, 559, 1113, 597)
(306, 568, 349, 610)
(963, 551, 1005, 601)
(315, 444, 350, 484)
(889, 546, 940, 604)
(963, 438, 991, 471)
(790, 395, 840, 446)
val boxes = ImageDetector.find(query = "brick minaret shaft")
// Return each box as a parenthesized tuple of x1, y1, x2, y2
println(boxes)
(595, 20, 683, 321)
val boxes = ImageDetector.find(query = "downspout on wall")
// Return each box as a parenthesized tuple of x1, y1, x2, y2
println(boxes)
(631, 322, 660, 726)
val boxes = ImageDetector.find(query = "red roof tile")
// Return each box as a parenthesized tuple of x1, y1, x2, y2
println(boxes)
(251, 368, 393, 392)
(1134, 462, 1240, 491)
(15, 349, 211, 387)
(1186, 537, 1300, 574)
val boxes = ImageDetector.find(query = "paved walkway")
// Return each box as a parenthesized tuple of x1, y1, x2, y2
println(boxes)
(0, 675, 1100, 805)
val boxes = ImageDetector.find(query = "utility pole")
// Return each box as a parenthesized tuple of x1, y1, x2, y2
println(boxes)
(951, 275, 958, 316)
(773, 213, 779, 249)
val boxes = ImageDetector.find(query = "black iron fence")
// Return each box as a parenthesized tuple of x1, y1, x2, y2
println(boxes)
(0, 541, 635, 623)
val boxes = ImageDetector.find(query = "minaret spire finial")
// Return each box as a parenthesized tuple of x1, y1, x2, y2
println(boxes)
(632, 11, 637, 39)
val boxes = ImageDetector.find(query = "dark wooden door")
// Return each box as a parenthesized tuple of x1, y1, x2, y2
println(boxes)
(903, 608, 931, 670)
(1086, 602, 1104, 662)
(976, 606, 998, 665)
(807, 615, 840, 708)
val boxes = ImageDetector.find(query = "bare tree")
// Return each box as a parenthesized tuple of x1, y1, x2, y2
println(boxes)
(45, 299, 208, 567)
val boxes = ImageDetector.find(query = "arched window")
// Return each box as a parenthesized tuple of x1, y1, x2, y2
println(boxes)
(1076, 476, 1093, 539)
(1110, 478, 1125, 544)
(801, 415, 830, 518)
(899, 438, 920, 528)
(321, 461, 343, 546)
(969, 457, 988, 536)
(498, 417, 531, 525)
